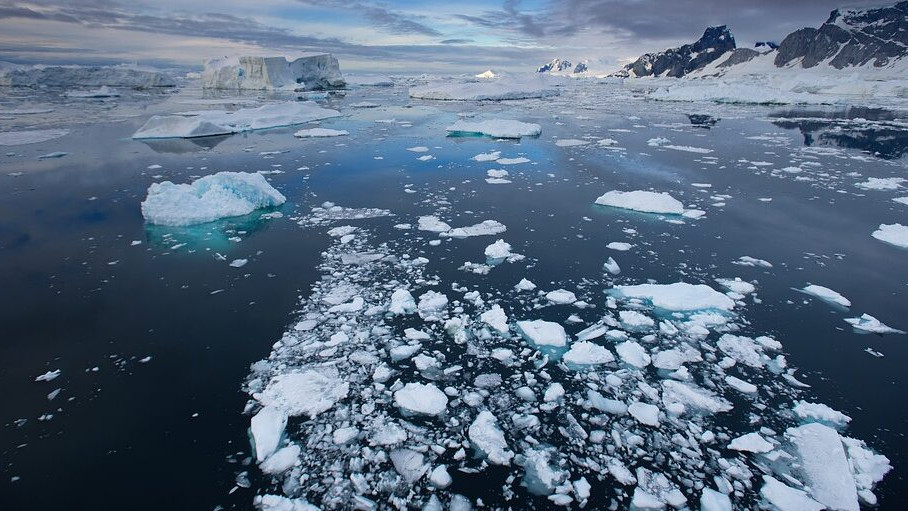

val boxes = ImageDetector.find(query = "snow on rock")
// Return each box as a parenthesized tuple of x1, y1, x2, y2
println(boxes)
(562, 341, 615, 367)
(610, 282, 735, 312)
(516, 320, 569, 348)
(294, 128, 349, 138)
(871, 223, 908, 249)
(786, 422, 859, 511)
(594, 190, 685, 215)
(394, 382, 448, 416)
(801, 284, 851, 308)
(257, 368, 349, 419)
(132, 102, 341, 139)
(141, 171, 286, 226)
(201, 54, 344, 91)
(468, 410, 514, 465)
(844, 313, 905, 334)
(445, 119, 541, 139)
(250, 405, 288, 462)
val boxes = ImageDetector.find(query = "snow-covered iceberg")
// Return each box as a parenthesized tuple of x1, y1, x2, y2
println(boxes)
(0, 63, 174, 88)
(595, 190, 685, 215)
(201, 54, 345, 91)
(141, 171, 287, 226)
(132, 102, 341, 139)
(446, 119, 541, 139)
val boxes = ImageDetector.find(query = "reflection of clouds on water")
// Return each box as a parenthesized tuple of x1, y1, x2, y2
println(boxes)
(137, 134, 231, 154)
(771, 107, 908, 160)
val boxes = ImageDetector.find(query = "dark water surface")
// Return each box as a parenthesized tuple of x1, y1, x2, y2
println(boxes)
(1, 84, 906, 509)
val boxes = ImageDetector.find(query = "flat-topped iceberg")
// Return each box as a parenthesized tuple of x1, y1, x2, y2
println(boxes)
(201, 54, 345, 91)
(610, 282, 736, 312)
(595, 190, 685, 215)
(871, 223, 908, 249)
(410, 76, 558, 101)
(0, 63, 174, 88)
(141, 171, 286, 226)
(446, 119, 541, 139)
(132, 102, 341, 139)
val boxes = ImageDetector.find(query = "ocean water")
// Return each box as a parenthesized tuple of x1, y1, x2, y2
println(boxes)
(1, 82, 906, 509)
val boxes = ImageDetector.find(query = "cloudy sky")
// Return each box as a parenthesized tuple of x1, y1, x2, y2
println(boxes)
(0, 0, 886, 73)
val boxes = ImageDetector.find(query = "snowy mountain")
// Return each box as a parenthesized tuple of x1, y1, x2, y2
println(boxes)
(620, 26, 737, 78)
(774, 1, 908, 69)
(536, 58, 573, 74)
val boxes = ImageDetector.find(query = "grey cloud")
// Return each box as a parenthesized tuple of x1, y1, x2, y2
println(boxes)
(295, 0, 442, 37)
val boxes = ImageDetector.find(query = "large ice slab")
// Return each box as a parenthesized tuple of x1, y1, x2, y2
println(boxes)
(410, 76, 558, 101)
(871, 223, 908, 249)
(468, 410, 514, 465)
(610, 282, 735, 312)
(446, 119, 541, 139)
(257, 368, 349, 419)
(516, 320, 568, 348)
(394, 382, 448, 416)
(786, 422, 859, 511)
(595, 190, 685, 215)
(0, 63, 174, 88)
(201, 54, 345, 90)
(141, 171, 286, 226)
(132, 102, 341, 139)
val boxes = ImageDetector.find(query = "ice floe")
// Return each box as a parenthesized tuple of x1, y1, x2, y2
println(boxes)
(595, 190, 685, 215)
(445, 119, 541, 139)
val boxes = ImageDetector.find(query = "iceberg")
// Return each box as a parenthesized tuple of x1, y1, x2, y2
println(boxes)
(871, 223, 908, 249)
(610, 282, 735, 312)
(0, 63, 174, 88)
(201, 54, 345, 90)
(410, 76, 559, 101)
(516, 320, 568, 348)
(446, 119, 542, 139)
(394, 382, 448, 416)
(786, 422, 859, 511)
(595, 190, 685, 215)
(132, 102, 341, 139)
(141, 172, 286, 226)
(293, 128, 348, 138)
(468, 411, 513, 465)
(800, 284, 851, 308)
(257, 368, 349, 419)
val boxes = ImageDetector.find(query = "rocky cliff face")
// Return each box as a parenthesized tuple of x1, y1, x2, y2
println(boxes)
(624, 26, 736, 77)
(536, 58, 573, 73)
(775, 1, 908, 68)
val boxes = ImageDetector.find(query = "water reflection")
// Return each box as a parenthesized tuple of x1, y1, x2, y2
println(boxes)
(143, 207, 283, 252)
(138, 135, 231, 154)
(771, 107, 908, 159)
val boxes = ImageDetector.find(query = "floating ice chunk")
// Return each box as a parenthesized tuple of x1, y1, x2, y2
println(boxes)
(606, 242, 634, 251)
(786, 422, 859, 511)
(717, 334, 766, 368)
(394, 382, 448, 416)
(633, 468, 687, 508)
(842, 436, 891, 505)
(429, 465, 452, 488)
(133, 102, 341, 139)
(759, 476, 824, 511)
(628, 402, 660, 426)
(619, 310, 654, 329)
(229, 258, 248, 268)
(801, 284, 851, 308)
(793, 401, 851, 428)
(616, 341, 651, 368)
(0, 128, 69, 146)
(411, 78, 558, 101)
(443, 220, 506, 238)
(729, 432, 774, 453)
(472, 151, 501, 162)
(603, 257, 621, 275)
(871, 223, 908, 249)
(516, 320, 568, 348)
(468, 410, 514, 465)
(587, 390, 627, 414)
(496, 157, 530, 165)
(893, 196, 908, 206)
(202, 54, 344, 91)
(520, 448, 567, 495)
(700, 488, 732, 511)
(611, 282, 735, 312)
(661, 380, 732, 415)
(255, 494, 320, 511)
(484, 239, 517, 260)
(418, 291, 448, 314)
(294, 128, 349, 138)
(258, 368, 349, 419)
(546, 289, 577, 305)
(716, 278, 755, 295)
(598, 138, 619, 146)
(515, 278, 537, 291)
(555, 139, 589, 147)
(487, 169, 508, 178)
(35, 370, 61, 382)
(844, 313, 905, 334)
(725, 375, 758, 394)
(563, 341, 614, 367)
(417, 215, 451, 233)
(390, 448, 428, 483)
(260, 444, 300, 474)
(389, 289, 417, 315)
(250, 405, 287, 462)
(445, 119, 542, 139)
(407, 146, 429, 152)
(855, 177, 904, 190)
(141, 172, 286, 226)
(595, 190, 685, 215)
(332, 426, 359, 444)
(481, 305, 509, 334)
(734, 256, 773, 268)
